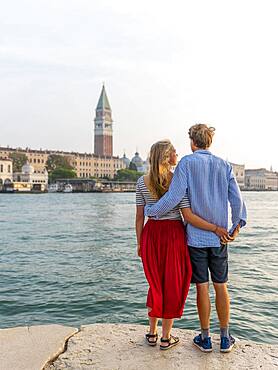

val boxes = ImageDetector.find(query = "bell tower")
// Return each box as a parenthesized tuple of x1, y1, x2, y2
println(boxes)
(94, 84, 113, 157)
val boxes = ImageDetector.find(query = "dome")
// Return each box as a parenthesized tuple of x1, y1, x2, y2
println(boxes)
(22, 161, 34, 174)
(120, 153, 130, 168)
(131, 152, 143, 167)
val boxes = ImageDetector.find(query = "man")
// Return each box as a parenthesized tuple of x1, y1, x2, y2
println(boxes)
(145, 124, 247, 353)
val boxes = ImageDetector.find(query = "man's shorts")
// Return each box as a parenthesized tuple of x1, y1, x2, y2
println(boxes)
(188, 245, 228, 284)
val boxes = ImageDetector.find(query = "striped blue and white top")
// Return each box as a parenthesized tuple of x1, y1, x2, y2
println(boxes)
(136, 176, 190, 221)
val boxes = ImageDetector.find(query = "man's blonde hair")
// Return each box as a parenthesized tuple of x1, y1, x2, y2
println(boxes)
(188, 124, 215, 149)
(148, 139, 175, 199)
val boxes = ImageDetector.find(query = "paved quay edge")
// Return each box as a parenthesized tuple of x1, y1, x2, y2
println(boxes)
(45, 323, 278, 370)
(0, 324, 78, 370)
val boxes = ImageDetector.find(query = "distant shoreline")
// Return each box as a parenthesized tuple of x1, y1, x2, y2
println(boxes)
(1, 189, 278, 194)
(0, 190, 136, 194)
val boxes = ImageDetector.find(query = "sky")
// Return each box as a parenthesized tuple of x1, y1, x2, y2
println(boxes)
(1, 0, 278, 170)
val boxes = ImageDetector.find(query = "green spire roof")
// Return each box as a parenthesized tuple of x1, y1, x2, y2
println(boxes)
(96, 85, 111, 111)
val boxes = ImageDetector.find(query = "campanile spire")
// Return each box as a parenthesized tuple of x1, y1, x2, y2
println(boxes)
(94, 85, 113, 157)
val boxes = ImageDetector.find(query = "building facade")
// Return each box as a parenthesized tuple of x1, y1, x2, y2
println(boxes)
(130, 151, 149, 173)
(245, 168, 278, 190)
(13, 162, 48, 192)
(0, 147, 124, 179)
(265, 170, 278, 190)
(0, 157, 13, 189)
(230, 163, 245, 189)
(69, 152, 124, 178)
(120, 153, 130, 169)
(94, 85, 113, 157)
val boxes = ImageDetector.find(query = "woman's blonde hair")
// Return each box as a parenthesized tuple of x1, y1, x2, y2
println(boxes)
(148, 139, 175, 199)
(188, 124, 215, 149)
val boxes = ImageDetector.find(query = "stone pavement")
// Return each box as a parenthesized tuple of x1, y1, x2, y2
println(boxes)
(45, 323, 278, 370)
(0, 324, 78, 370)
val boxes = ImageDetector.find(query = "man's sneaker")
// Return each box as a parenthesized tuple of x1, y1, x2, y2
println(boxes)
(193, 334, 212, 352)
(220, 335, 235, 353)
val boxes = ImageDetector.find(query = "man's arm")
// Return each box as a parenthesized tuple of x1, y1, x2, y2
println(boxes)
(181, 208, 229, 238)
(228, 165, 247, 234)
(145, 158, 188, 218)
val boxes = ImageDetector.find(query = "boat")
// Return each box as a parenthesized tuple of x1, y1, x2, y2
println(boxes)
(63, 184, 73, 193)
(48, 184, 59, 193)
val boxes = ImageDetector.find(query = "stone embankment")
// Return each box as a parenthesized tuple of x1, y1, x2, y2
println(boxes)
(1, 323, 277, 370)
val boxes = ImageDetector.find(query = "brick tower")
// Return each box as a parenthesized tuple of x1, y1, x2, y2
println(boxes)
(94, 85, 113, 157)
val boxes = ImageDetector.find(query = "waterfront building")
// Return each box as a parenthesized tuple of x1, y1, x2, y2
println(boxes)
(245, 168, 278, 190)
(120, 153, 131, 169)
(0, 147, 124, 180)
(131, 151, 145, 172)
(0, 157, 13, 190)
(69, 152, 123, 178)
(265, 170, 278, 190)
(245, 169, 265, 190)
(13, 161, 48, 192)
(230, 163, 245, 189)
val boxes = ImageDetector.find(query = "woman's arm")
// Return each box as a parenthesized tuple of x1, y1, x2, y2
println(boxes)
(181, 208, 229, 238)
(136, 205, 145, 257)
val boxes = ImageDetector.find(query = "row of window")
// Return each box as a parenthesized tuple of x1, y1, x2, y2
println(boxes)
(15, 177, 46, 183)
(74, 161, 120, 168)
(34, 170, 45, 174)
(29, 158, 45, 164)
(28, 153, 45, 156)
(0, 164, 11, 173)
(79, 173, 111, 178)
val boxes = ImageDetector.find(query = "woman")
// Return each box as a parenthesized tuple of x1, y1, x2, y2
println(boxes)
(135, 140, 228, 350)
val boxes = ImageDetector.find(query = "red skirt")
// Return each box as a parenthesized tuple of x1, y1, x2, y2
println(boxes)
(141, 219, 192, 319)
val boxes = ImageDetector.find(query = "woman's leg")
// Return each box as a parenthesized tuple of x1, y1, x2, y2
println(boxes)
(149, 317, 158, 334)
(148, 308, 158, 343)
(161, 318, 174, 346)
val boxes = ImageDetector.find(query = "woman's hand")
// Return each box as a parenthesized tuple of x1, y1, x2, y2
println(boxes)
(137, 244, 142, 257)
(220, 224, 240, 244)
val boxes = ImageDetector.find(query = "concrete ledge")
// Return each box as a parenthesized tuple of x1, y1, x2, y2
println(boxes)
(0, 324, 78, 370)
(45, 323, 278, 370)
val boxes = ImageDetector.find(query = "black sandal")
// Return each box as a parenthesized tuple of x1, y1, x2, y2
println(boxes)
(160, 335, 180, 350)
(145, 332, 158, 346)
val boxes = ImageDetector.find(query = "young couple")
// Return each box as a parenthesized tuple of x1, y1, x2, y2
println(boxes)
(135, 124, 247, 353)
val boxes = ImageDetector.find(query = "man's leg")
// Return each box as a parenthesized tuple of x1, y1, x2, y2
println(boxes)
(213, 282, 230, 331)
(209, 246, 229, 330)
(196, 282, 211, 334)
(209, 246, 235, 352)
(188, 247, 212, 352)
